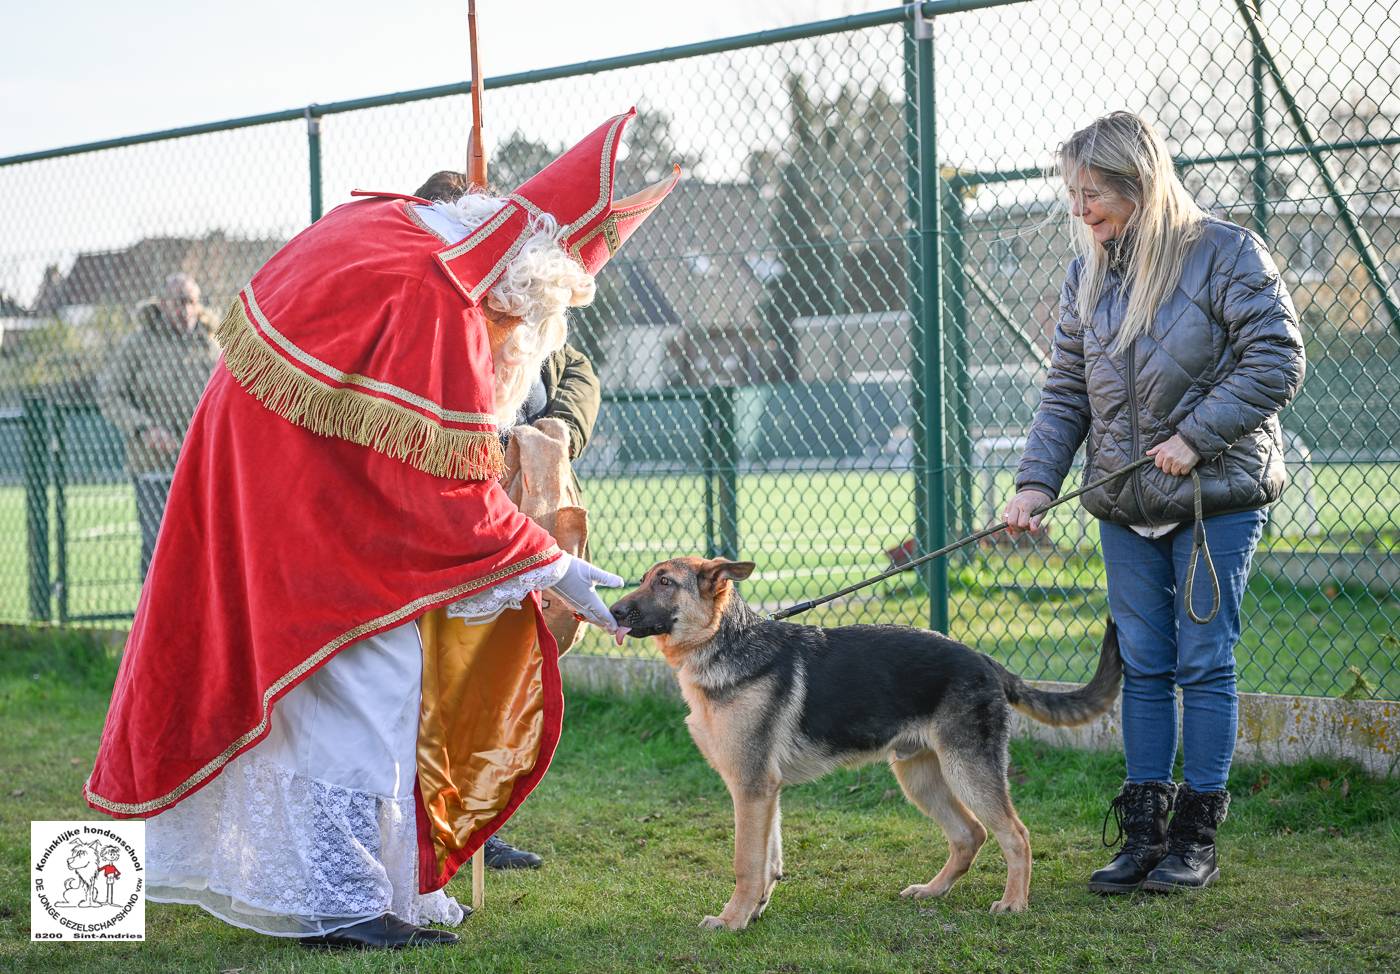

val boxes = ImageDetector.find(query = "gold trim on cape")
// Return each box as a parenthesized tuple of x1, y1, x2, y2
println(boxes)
(216, 296, 504, 480)
(439, 205, 516, 261)
(559, 115, 626, 237)
(241, 285, 494, 424)
(463, 218, 533, 303)
(84, 546, 562, 817)
(430, 204, 531, 303)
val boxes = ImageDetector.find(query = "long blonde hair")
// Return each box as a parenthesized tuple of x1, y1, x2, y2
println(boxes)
(1057, 112, 1205, 353)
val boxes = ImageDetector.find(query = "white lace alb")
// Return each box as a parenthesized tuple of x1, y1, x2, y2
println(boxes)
(144, 622, 465, 937)
(146, 751, 464, 937)
(444, 560, 567, 620)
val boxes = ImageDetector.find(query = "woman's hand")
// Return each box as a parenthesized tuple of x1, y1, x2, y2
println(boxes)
(1146, 434, 1200, 477)
(1003, 488, 1053, 536)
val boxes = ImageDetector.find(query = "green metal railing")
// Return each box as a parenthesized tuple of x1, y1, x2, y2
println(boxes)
(19, 401, 135, 625)
(3, 0, 1398, 700)
(19, 401, 49, 622)
(601, 387, 740, 564)
(904, 4, 951, 631)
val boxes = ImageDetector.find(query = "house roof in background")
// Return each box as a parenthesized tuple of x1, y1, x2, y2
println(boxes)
(34, 231, 284, 312)
(31, 181, 792, 333)
(606, 181, 778, 331)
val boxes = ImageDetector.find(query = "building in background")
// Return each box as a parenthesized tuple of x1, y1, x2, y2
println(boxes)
(32, 230, 283, 328)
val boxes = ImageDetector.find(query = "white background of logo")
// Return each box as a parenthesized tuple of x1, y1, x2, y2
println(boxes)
(31, 821, 145, 942)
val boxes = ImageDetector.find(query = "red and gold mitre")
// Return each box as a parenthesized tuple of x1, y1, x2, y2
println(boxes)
(435, 108, 681, 304)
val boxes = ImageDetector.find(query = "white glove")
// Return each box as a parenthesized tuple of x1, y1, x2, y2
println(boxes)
(547, 552, 624, 633)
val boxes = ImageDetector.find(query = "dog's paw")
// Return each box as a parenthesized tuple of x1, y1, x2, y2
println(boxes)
(989, 898, 1028, 914)
(901, 881, 952, 900)
(700, 914, 747, 932)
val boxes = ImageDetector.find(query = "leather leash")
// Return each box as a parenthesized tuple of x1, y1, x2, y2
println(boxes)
(770, 456, 1220, 625)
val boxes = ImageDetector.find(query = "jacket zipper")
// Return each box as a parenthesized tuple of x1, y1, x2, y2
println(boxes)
(1120, 292, 1149, 524)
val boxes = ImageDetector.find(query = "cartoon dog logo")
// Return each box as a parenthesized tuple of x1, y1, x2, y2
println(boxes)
(57, 839, 105, 908)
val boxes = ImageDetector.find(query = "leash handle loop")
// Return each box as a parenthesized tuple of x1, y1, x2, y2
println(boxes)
(1183, 469, 1221, 626)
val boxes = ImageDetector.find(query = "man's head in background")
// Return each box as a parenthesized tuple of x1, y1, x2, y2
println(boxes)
(415, 170, 472, 203)
(159, 273, 203, 332)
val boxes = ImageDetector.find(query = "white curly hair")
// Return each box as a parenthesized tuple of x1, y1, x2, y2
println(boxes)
(431, 192, 596, 427)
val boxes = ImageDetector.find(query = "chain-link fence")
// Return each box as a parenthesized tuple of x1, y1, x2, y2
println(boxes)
(2, 0, 1397, 699)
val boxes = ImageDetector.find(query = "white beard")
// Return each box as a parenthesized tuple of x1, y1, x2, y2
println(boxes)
(491, 328, 556, 429)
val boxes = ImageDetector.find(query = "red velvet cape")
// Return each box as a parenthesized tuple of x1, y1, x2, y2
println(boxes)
(85, 196, 562, 824)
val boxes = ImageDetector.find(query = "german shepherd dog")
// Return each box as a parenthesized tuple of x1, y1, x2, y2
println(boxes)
(609, 557, 1122, 930)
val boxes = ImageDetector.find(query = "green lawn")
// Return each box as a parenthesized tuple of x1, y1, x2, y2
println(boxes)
(580, 466, 1400, 699)
(3, 464, 1399, 698)
(1, 625, 1398, 973)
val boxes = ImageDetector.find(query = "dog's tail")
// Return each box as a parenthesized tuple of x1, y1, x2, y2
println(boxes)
(995, 616, 1122, 727)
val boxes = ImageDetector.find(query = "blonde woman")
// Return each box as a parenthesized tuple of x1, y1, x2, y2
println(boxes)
(1004, 112, 1304, 894)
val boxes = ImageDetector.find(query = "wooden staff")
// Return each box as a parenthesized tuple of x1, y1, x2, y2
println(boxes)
(466, 0, 487, 189)
(472, 845, 485, 911)
(467, 8, 487, 912)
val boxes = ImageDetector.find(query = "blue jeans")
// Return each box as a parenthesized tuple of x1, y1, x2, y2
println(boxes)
(1099, 508, 1266, 792)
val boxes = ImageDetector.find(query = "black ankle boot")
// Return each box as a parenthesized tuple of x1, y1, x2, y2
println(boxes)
(1141, 785, 1230, 892)
(1088, 781, 1176, 895)
(483, 834, 543, 870)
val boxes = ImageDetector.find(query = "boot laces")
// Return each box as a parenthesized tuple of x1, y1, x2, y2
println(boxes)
(1165, 830, 1205, 867)
(1165, 794, 1216, 862)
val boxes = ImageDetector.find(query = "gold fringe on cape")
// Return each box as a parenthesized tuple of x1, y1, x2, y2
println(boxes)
(216, 299, 504, 480)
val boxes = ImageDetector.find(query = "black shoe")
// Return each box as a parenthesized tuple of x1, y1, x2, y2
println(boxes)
(1141, 785, 1231, 892)
(299, 913, 460, 950)
(1088, 780, 1176, 895)
(484, 834, 543, 870)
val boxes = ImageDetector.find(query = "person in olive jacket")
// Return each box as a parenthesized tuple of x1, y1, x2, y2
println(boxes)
(95, 272, 219, 577)
(415, 171, 602, 872)
(1003, 113, 1304, 895)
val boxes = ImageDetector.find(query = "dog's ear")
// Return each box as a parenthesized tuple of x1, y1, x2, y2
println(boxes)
(702, 559, 756, 587)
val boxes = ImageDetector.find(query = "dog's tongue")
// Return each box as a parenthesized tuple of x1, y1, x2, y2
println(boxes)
(613, 626, 630, 646)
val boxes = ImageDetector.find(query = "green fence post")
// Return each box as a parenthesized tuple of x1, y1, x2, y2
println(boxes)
(53, 405, 69, 625)
(1251, 0, 1272, 542)
(941, 176, 975, 550)
(22, 397, 51, 623)
(306, 105, 323, 223)
(1249, 0, 1270, 243)
(903, 2, 949, 633)
(716, 387, 739, 561)
(702, 393, 716, 558)
(701, 387, 740, 561)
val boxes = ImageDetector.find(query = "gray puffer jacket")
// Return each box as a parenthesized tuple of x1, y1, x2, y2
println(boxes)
(1016, 217, 1305, 526)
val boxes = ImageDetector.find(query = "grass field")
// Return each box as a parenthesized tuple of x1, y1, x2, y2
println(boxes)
(2, 463, 1398, 698)
(583, 465, 1400, 699)
(1, 625, 1398, 974)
